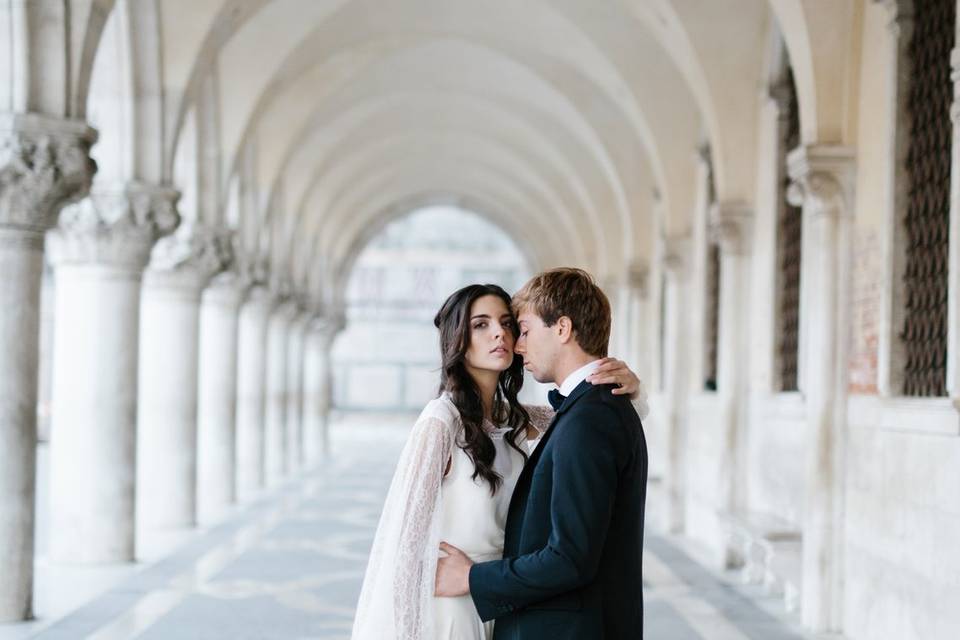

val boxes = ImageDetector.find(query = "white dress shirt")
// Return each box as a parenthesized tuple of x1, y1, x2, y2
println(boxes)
(558, 359, 601, 397)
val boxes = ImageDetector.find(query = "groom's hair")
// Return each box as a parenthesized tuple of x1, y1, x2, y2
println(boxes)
(512, 267, 611, 357)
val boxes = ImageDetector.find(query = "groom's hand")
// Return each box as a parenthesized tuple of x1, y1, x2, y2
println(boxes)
(435, 542, 473, 597)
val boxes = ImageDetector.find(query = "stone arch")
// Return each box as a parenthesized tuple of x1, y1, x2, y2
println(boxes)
(323, 193, 544, 313)
(768, 0, 861, 145)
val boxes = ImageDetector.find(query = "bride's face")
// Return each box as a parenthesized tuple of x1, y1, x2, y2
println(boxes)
(463, 295, 517, 374)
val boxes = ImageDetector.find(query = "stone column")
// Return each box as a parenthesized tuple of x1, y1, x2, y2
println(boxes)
(235, 283, 274, 500)
(303, 318, 337, 464)
(624, 261, 650, 380)
(137, 228, 230, 530)
(0, 114, 96, 621)
(788, 146, 856, 632)
(46, 184, 178, 565)
(660, 240, 690, 535)
(709, 201, 753, 566)
(265, 298, 296, 484)
(284, 308, 312, 472)
(196, 269, 247, 524)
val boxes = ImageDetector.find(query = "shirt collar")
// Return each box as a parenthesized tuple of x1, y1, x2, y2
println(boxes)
(558, 359, 601, 397)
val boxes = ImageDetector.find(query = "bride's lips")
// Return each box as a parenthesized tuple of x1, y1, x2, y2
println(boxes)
(490, 346, 509, 355)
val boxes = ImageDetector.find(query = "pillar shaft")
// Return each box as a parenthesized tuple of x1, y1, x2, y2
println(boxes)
(660, 243, 688, 535)
(0, 228, 44, 621)
(303, 322, 335, 464)
(46, 185, 178, 563)
(235, 285, 274, 499)
(788, 146, 856, 632)
(284, 311, 309, 472)
(196, 272, 245, 524)
(265, 302, 294, 484)
(710, 203, 753, 567)
(137, 227, 229, 530)
(0, 114, 96, 621)
(137, 270, 206, 529)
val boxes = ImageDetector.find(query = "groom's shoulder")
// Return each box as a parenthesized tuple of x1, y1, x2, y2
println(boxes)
(564, 385, 641, 434)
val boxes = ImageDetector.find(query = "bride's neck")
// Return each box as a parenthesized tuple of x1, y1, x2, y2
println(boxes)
(468, 368, 500, 419)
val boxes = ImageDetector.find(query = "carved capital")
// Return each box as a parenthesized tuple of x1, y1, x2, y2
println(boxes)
(660, 235, 689, 276)
(148, 222, 233, 291)
(627, 260, 649, 297)
(874, 0, 913, 38)
(48, 182, 180, 270)
(708, 202, 752, 255)
(0, 113, 98, 233)
(786, 145, 856, 218)
(951, 48, 960, 124)
(202, 269, 248, 308)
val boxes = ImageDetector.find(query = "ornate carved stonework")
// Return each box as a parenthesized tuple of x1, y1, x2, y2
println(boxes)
(708, 202, 752, 255)
(146, 222, 234, 291)
(627, 260, 650, 297)
(786, 145, 856, 218)
(661, 235, 689, 276)
(0, 114, 98, 233)
(48, 182, 181, 270)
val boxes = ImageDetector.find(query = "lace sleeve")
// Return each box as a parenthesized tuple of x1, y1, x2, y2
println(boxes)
(352, 399, 458, 640)
(523, 404, 555, 435)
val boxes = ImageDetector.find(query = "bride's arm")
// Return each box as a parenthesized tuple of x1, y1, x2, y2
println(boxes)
(353, 404, 456, 640)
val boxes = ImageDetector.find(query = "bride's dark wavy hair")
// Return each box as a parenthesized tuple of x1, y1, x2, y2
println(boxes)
(434, 284, 530, 494)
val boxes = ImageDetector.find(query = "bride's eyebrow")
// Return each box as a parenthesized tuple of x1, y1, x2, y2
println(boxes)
(470, 314, 491, 320)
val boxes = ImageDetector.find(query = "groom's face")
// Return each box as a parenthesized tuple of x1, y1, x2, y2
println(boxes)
(515, 310, 559, 384)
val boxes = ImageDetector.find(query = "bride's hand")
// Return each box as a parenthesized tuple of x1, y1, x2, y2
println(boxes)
(587, 357, 645, 399)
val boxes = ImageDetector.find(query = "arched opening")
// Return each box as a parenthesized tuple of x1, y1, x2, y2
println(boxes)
(330, 204, 549, 413)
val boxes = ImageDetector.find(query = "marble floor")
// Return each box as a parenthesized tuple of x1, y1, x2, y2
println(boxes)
(2, 414, 821, 640)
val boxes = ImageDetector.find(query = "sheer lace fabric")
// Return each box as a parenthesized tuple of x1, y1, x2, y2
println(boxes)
(351, 396, 554, 640)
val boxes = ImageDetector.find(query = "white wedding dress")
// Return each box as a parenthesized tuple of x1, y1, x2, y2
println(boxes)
(351, 392, 553, 640)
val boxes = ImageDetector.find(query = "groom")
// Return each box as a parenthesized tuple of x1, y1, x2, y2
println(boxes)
(436, 267, 648, 639)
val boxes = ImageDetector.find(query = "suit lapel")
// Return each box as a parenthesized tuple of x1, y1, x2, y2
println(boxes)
(511, 380, 596, 499)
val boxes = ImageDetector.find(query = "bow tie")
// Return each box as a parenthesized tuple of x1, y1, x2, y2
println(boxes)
(548, 388, 566, 411)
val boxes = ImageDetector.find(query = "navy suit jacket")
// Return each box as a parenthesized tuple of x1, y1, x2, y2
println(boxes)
(469, 380, 647, 640)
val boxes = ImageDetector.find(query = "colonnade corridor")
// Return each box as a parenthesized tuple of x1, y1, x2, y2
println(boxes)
(0, 414, 815, 640)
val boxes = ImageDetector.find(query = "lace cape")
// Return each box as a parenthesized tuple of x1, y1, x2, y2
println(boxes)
(351, 396, 553, 640)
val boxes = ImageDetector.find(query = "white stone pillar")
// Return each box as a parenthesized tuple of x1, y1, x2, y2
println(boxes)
(46, 185, 178, 564)
(788, 146, 856, 632)
(284, 308, 311, 472)
(265, 299, 295, 485)
(303, 319, 336, 464)
(660, 240, 690, 535)
(235, 284, 274, 499)
(0, 114, 96, 621)
(137, 229, 229, 530)
(196, 270, 246, 524)
(709, 201, 753, 566)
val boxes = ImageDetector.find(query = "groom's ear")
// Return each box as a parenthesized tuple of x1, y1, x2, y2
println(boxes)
(556, 316, 575, 344)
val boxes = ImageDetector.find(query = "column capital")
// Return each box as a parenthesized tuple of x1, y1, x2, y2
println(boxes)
(660, 234, 690, 276)
(203, 269, 249, 307)
(708, 202, 753, 255)
(786, 145, 856, 218)
(626, 259, 650, 297)
(874, 0, 913, 38)
(0, 113, 98, 233)
(146, 223, 233, 292)
(47, 182, 181, 270)
(950, 48, 960, 124)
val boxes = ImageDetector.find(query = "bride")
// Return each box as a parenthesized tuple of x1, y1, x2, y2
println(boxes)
(351, 284, 645, 640)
